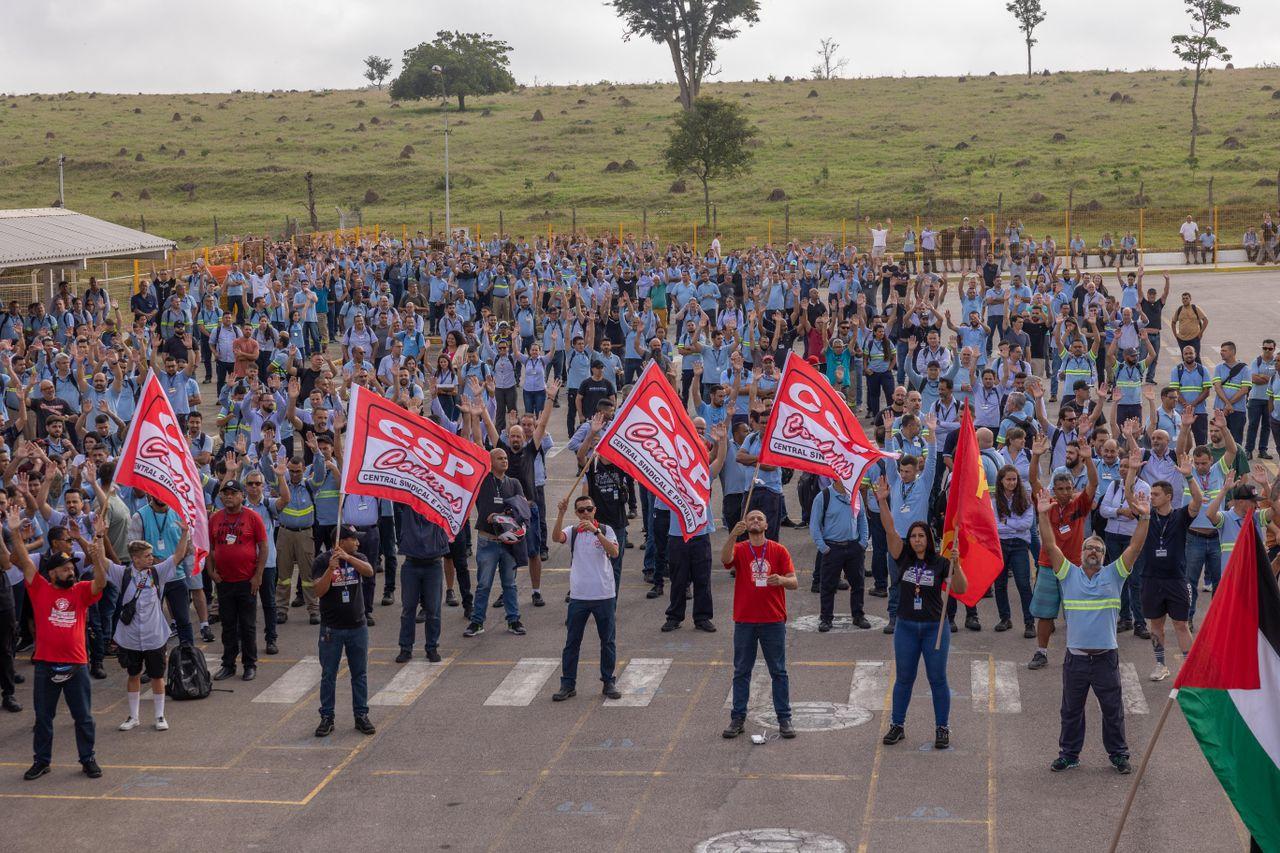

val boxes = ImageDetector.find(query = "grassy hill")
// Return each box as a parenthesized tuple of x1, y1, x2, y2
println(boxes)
(2, 68, 1280, 251)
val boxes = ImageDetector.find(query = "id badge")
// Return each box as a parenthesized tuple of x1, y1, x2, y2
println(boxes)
(341, 589, 351, 603)
(1058, 524, 1071, 535)
(913, 595, 923, 611)
(1155, 548, 1168, 558)
(225, 534, 237, 544)
(901, 505, 911, 514)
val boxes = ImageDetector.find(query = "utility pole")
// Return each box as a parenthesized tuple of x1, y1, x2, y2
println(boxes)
(432, 65, 451, 240)
(57, 154, 65, 207)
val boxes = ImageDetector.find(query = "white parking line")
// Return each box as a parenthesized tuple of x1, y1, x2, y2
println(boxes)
(252, 656, 323, 704)
(604, 658, 673, 708)
(1119, 662, 1150, 715)
(369, 660, 449, 706)
(484, 658, 560, 706)
(847, 660, 890, 711)
(970, 659, 1021, 713)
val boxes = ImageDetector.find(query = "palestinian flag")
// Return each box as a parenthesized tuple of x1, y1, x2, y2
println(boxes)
(1175, 510, 1280, 851)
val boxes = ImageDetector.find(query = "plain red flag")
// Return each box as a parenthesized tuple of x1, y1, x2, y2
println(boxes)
(941, 406, 1004, 606)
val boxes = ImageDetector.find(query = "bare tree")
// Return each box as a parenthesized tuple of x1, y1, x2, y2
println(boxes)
(1006, 0, 1046, 79)
(363, 55, 393, 89)
(1172, 0, 1240, 164)
(811, 37, 849, 80)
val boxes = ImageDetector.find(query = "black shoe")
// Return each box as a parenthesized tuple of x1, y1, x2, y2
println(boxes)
(646, 585, 664, 599)
(851, 615, 872, 629)
(2, 696, 21, 713)
(265, 641, 279, 655)
(661, 620, 680, 632)
(965, 615, 981, 631)
(882, 724, 905, 745)
(209, 613, 220, 624)
(603, 681, 621, 700)
(242, 666, 257, 681)
(309, 613, 320, 625)
(1134, 624, 1151, 640)
(778, 719, 796, 739)
(201, 625, 217, 642)
(949, 619, 959, 634)
(779, 518, 800, 528)
(81, 759, 102, 779)
(1111, 754, 1133, 775)
(627, 507, 638, 519)
(722, 717, 746, 738)
(463, 622, 484, 638)
(934, 726, 950, 750)
(1116, 618, 1133, 633)
(22, 762, 50, 781)
(994, 619, 1012, 632)
(445, 590, 459, 607)
(275, 612, 288, 625)
(462, 606, 473, 621)
(395, 650, 412, 663)
(315, 717, 334, 737)
(642, 570, 655, 584)
(493, 597, 505, 610)
(354, 715, 376, 735)
(539, 550, 550, 561)
(426, 649, 441, 663)
(1028, 651, 1048, 670)
(694, 619, 717, 633)
(1050, 757, 1079, 772)
(364, 614, 376, 627)
(553, 686, 576, 701)
(12, 672, 24, 684)
(89, 664, 108, 680)
(381, 591, 395, 606)
(869, 587, 888, 598)
(883, 617, 896, 635)
(1260, 451, 1274, 460)
(810, 582, 820, 594)
(532, 592, 545, 607)
(1023, 624, 1036, 639)
(817, 620, 832, 633)
(291, 594, 304, 608)
(625, 541, 635, 549)
(213, 666, 236, 681)
(507, 620, 527, 636)
(837, 579, 850, 591)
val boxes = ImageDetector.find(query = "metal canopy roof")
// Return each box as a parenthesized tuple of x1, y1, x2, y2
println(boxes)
(0, 208, 175, 270)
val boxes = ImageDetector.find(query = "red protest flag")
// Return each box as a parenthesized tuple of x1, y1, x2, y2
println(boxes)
(596, 360, 711, 540)
(941, 406, 1004, 606)
(340, 384, 490, 540)
(757, 353, 894, 508)
(115, 371, 211, 574)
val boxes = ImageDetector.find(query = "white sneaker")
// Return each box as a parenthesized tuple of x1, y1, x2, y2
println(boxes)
(1150, 664, 1170, 682)
(154, 716, 169, 731)
(119, 716, 140, 731)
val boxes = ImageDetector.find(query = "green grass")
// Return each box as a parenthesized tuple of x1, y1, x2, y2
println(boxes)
(2, 68, 1280, 252)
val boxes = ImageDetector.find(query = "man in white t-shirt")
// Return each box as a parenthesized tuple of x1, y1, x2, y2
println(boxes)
(869, 218, 892, 261)
(1179, 216, 1199, 264)
(550, 494, 620, 702)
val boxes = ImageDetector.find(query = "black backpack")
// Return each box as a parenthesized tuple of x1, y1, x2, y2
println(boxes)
(167, 643, 213, 700)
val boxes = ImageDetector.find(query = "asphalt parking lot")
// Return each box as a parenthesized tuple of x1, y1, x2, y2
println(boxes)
(0, 269, 1275, 852)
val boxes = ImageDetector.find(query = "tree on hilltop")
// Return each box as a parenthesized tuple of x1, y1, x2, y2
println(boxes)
(364, 55, 393, 89)
(1006, 0, 1047, 79)
(664, 96, 757, 225)
(390, 31, 515, 111)
(1172, 0, 1239, 164)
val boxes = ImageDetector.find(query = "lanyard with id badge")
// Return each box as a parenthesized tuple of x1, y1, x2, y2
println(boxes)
(906, 561, 933, 612)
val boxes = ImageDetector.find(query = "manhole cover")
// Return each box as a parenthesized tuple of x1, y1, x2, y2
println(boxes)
(695, 828, 849, 852)
(750, 701, 872, 732)
(789, 614, 888, 632)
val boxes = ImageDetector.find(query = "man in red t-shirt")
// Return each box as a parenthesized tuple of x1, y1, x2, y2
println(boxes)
(1028, 434, 1098, 671)
(719, 509, 798, 740)
(207, 480, 268, 682)
(2, 506, 107, 781)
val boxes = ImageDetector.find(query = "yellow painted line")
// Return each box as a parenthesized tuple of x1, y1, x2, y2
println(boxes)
(856, 659, 896, 853)
(298, 737, 375, 806)
(0, 761, 225, 772)
(0, 792, 304, 806)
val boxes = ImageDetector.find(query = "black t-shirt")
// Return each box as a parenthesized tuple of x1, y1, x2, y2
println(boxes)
(311, 548, 367, 628)
(475, 472, 525, 535)
(586, 459, 628, 529)
(1141, 507, 1191, 579)
(1139, 298, 1164, 332)
(578, 376, 615, 419)
(298, 367, 323, 401)
(497, 440, 538, 502)
(895, 553, 951, 622)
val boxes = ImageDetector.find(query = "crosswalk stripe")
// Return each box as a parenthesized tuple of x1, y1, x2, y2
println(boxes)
(604, 658, 673, 708)
(723, 662, 771, 710)
(253, 656, 323, 704)
(484, 658, 560, 706)
(970, 660, 1022, 713)
(1119, 662, 1150, 715)
(848, 660, 890, 711)
(369, 660, 450, 707)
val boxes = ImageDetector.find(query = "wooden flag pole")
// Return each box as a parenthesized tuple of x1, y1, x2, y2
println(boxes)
(1107, 691, 1178, 853)
(548, 447, 599, 559)
(934, 556, 954, 651)
(741, 463, 762, 518)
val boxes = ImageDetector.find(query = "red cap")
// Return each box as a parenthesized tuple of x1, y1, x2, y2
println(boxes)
(806, 355, 821, 365)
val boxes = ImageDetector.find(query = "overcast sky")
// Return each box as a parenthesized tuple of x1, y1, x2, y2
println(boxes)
(4, 0, 1280, 93)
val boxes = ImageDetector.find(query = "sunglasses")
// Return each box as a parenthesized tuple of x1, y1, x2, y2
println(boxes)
(575, 506, 595, 514)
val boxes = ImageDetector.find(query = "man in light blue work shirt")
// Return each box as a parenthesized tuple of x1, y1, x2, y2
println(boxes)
(809, 479, 871, 632)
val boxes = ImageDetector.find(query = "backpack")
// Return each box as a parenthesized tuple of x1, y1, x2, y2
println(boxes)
(167, 643, 213, 700)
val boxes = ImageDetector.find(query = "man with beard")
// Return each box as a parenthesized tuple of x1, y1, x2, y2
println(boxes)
(4, 507, 108, 781)
(1038, 487, 1150, 774)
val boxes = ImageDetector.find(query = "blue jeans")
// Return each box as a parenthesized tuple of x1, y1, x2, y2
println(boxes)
(560, 598, 616, 689)
(259, 565, 278, 644)
(608, 524, 627, 595)
(33, 662, 95, 765)
(318, 625, 369, 719)
(644, 506, 669, 585)
(523, 389, 546, 416)
(164, 578, 195, 646)
(399, 556, 443, 652)
(891, 617, 951, 727)
(731, 621, 790, 721)
(1184, 532, 1221, 622)
(473, 539, 519, 626)
(88, 581, 117, 666)
(995, 538, 1034, 626)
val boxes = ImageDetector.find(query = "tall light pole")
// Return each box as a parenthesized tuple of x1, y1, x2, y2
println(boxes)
(432, 65, 450, 240)
(57, 154, 65, 207)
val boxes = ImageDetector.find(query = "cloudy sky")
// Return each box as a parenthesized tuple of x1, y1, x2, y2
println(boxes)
(4, 0, 1279, 93)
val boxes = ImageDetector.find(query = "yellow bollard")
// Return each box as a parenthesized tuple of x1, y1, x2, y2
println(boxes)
(618, 222, 623, 243)
(841, 218, 846, 250)
(1213, 205, 1219, 266)
(232, 241, 239, 263)
(693, 222, 698, 254)
(133, 260, 139, 289)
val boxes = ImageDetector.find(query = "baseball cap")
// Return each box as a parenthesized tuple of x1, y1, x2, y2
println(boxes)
(806, 355, 821, 366)
(338, 524, 361, 542)
(1234, 484, 1259, 502)
(220, 480, 244, 494)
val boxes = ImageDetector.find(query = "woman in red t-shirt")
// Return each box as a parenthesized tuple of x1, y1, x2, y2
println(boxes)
(719, 510, 798, 740)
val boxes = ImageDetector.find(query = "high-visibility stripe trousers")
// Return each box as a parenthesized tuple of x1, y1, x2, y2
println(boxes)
(277, 526, 318, 613)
